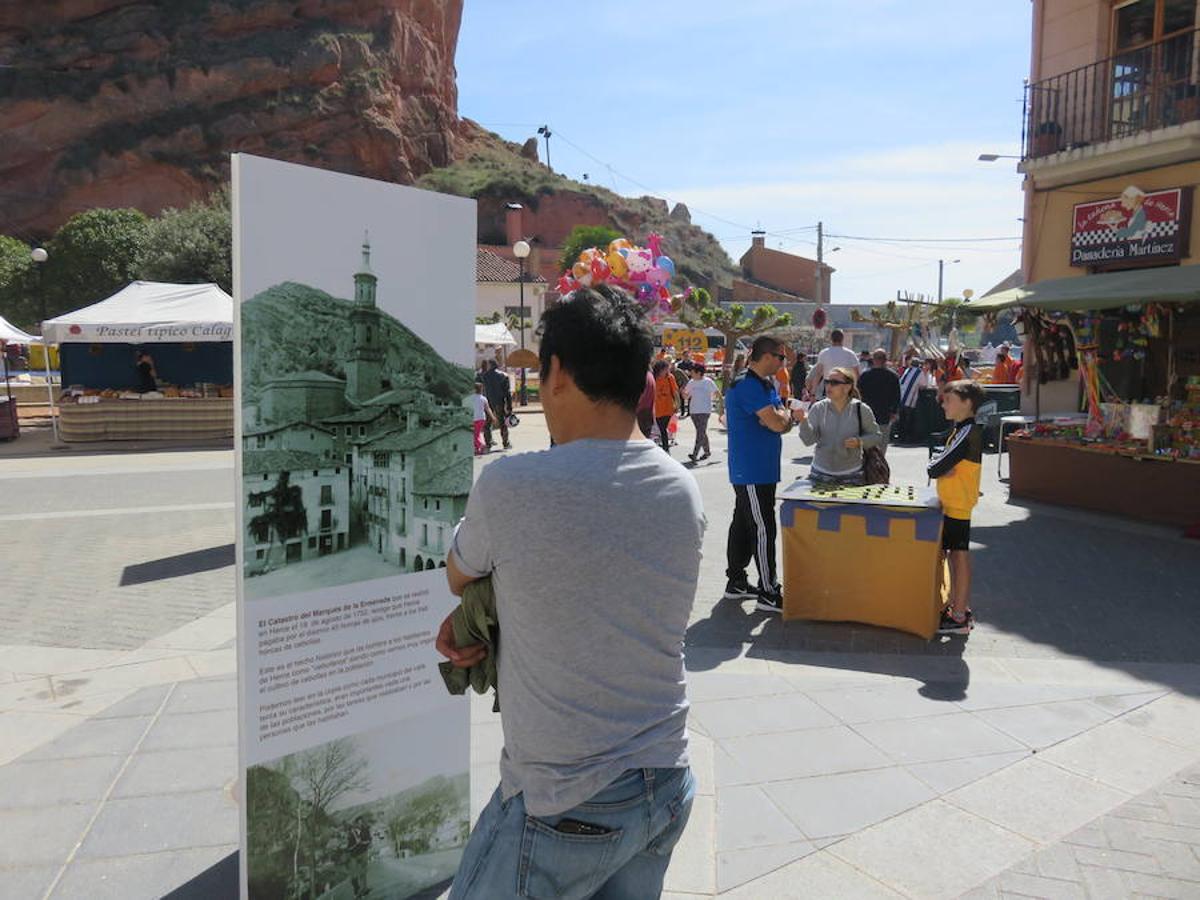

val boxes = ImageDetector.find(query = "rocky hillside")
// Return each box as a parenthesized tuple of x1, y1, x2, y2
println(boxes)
(421, 121, 740, 289)
(1, 1, 739, 287)
(241, 280, 473, 400)
(0, 0, 463, 235)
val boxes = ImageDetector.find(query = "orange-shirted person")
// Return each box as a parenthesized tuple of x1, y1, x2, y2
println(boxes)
(991, 342, 1019, 384)
(652, 359, 679, 454)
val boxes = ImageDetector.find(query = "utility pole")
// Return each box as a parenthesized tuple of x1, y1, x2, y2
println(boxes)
(814, 221, 824, 307)
(938, 258, 945, 303)
(537, 125, 552, 172)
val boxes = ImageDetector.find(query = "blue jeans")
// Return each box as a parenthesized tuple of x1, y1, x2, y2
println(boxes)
(449, 766, 695, 900)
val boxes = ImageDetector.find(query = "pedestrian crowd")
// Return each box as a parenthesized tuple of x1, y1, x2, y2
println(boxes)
(440, 288, 994, 898)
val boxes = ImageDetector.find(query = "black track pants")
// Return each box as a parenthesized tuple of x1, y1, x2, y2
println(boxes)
(726, 482, 777, 589)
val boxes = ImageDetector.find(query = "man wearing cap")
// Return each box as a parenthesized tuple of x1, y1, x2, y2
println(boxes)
(991, 343, 1019, 385)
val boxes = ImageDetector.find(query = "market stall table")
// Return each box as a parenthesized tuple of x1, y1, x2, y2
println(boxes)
(779, 481, 948, 639)
(1008, 435, 1200, 527)
(58, 396, 233, 442)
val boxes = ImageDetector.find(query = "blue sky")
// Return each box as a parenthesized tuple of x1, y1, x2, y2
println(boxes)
(456, 1, 1032, 305)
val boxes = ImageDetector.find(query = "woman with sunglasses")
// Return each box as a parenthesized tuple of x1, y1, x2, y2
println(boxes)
(793, 366, 883, 486)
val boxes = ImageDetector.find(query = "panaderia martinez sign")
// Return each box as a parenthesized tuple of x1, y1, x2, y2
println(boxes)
(1071, 186, 1191, 270)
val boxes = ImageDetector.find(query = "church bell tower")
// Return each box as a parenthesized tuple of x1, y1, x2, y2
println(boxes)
(347, 232, 383, 403)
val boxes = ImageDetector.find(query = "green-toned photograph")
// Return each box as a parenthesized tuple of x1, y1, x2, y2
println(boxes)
(240, 236, 474, 601)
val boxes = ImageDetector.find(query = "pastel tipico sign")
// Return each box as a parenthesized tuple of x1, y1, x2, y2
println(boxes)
(1070, 186, 1191, 269)
(60, 321, 233, 342)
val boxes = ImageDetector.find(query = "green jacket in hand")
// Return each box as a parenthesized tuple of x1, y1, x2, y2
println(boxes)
(438, 575, 500, 711)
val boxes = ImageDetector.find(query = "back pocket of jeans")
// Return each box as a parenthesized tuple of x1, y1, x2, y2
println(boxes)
(517, 815, 624, 900)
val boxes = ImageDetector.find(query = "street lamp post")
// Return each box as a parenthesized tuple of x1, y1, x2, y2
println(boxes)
(513, 239, 531, 405)
(937, 258, 961, 303)
(31, 247, 48, 325)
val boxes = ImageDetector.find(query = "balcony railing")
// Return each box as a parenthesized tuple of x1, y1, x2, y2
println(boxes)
(1024, 27, 1200, 160)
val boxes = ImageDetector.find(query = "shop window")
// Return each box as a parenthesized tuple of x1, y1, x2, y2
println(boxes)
(308, 537, 317, 549)
(89, 343, 103, 356)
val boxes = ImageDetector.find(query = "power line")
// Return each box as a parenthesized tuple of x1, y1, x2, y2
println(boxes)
(827, 233, 1023, 243)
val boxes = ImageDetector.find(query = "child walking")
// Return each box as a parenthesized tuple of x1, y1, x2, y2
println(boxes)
(927, 380, 986, 634)
(469, 382, 496, 456)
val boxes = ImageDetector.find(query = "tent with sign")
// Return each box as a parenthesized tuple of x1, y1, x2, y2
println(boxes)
(41, 282, 235, 442)
(43, 282, 233, 391)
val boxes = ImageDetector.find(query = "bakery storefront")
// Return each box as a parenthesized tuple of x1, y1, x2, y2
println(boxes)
(976, 179, 1200, 528)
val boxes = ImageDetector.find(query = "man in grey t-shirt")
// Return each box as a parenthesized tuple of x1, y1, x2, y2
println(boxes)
(440, 286, 704, 899)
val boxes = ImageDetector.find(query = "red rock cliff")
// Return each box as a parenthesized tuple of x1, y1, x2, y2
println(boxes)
(0, 1, 464, 236)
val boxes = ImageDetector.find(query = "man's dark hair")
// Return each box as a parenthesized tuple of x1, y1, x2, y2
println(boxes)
(944, 379, 987, 412)
(486, 359, 498, 370)
(749, 335, 781, 362)
(537, 285, 653, 412)
(830, 329, 845, 344)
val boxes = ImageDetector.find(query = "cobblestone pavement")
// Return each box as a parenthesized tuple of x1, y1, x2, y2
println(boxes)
(2, 414, 1199, 898)
(967, 765, 1200, 898)
(1, 453, 234, 650)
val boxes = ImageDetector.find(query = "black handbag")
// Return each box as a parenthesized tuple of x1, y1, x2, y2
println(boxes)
(856, 402, 891, 485)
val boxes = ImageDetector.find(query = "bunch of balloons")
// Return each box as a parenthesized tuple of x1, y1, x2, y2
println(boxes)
(557, 233, 676, 319)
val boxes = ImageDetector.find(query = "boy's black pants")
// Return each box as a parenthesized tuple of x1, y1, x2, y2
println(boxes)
(726, 482, 777, 590)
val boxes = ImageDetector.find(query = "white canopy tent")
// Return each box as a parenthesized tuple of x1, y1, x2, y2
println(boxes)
(0, 315, 39, 345)
(474, 323, 517, 347)
(42, 281, 233, 344)
(0, 316, 55, 439)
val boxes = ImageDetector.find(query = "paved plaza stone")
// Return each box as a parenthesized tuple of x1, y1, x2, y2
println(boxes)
(2, 413, 1199, 898)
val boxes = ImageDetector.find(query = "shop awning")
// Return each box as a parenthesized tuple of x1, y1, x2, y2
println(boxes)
(42, 282, 233, 344)
(972, 265, 1200, 312)
(0, 315, 40, 345)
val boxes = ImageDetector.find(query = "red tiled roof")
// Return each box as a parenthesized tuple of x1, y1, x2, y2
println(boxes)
(476, 247, 547, 283)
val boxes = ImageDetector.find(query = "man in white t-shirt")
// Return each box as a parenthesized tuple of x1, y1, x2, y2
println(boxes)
(806, 329, 861, 399)
(682, 364, 718, 461)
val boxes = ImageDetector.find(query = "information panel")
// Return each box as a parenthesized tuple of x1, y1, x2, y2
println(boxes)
(233, 154, 476, 900)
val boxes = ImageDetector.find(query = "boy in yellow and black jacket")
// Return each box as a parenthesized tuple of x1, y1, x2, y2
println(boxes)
(927, 381, 986, 635)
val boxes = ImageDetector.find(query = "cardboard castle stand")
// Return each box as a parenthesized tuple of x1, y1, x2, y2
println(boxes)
(780, 481, 949, 640)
